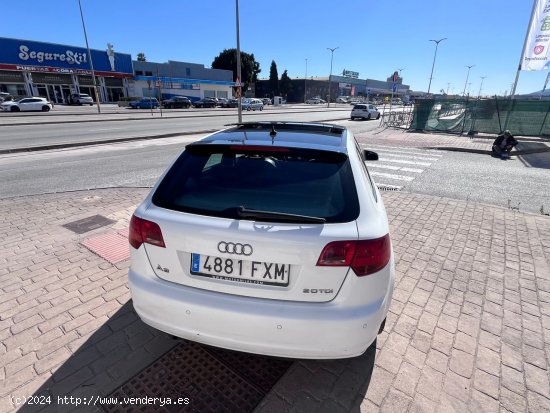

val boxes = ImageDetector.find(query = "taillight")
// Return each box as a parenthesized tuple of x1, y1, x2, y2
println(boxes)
(129, 215, 166, 249)
(317, 234, 391, 276)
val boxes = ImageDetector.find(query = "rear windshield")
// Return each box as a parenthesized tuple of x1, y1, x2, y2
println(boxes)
(152, 144, 359, 223)
(354, 104, 366, 109)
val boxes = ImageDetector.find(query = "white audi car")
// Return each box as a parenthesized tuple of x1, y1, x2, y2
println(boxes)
(350, 103, 380, 120)
(128, 121, 394, 359)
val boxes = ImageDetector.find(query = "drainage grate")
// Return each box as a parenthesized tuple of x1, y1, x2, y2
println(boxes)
(103, 341, 292, 413)
(203, 345, 292, 394)
(63, 214, 115, 234)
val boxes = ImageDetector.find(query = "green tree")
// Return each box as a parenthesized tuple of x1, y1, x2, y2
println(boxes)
(211, 49, 261, 92)
(137, 52, 146, 62)
(279, 70, 292, 98)
(269, 60, 279, 96)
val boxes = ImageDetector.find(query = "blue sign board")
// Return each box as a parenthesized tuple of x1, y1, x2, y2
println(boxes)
(0, 37, 133, 75)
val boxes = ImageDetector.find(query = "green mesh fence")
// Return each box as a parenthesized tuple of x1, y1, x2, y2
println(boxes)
(410, 98, 550, 136)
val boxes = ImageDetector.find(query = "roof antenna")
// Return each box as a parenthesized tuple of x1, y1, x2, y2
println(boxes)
(269, 124, 277, 142)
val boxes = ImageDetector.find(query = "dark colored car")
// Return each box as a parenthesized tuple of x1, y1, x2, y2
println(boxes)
(193, 98, 217, 108)
(163, 96, 191, 109)
(129, 97, 160, 109)
(220, 98, 238, 108)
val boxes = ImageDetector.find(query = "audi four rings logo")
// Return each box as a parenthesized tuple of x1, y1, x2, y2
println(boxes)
(217, 242, 253, 256)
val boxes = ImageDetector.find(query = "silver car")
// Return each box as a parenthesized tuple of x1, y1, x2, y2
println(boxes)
(351, 103, 380, 120)
(242, 98, 264, 111)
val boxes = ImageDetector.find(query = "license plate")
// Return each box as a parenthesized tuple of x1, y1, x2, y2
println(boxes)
(190, 253, 290, 286)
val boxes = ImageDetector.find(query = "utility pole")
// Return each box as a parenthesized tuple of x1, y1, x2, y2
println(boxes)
(478, 76, 486, 98)
(327, 47, 339, 107)
(304, 58, 308, 103)
(236, 0, 242, 122)
(427, 38, 446, 96)
(463, 65, 474, 96)
(78, 0, 101, 113)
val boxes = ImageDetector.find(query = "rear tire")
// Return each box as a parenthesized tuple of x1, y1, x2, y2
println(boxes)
(42, 106, 50, 112)
(376, 113, 380, 119)
(367, 113, 371, 120)
(11, 106, 20, 112)
(378, 318, 386, 334)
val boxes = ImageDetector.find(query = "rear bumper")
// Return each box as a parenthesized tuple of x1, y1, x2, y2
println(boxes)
(129, 261, 393, 359)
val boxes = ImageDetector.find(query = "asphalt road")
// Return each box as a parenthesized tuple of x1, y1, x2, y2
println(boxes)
(0, 107, 356, 151)
(1, 111, 548, 215)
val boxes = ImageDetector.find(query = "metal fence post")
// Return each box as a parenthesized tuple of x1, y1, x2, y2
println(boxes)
(538, 101, 550, 136)
(494, 96, 503, 133)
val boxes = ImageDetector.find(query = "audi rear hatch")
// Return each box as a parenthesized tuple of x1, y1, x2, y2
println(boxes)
(134, 141, 361, 303)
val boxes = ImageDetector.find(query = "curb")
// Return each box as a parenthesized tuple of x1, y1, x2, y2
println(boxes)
(425, 146, 550, 156)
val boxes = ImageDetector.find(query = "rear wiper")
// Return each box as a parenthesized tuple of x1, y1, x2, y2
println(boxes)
(237, 206, 326, 224)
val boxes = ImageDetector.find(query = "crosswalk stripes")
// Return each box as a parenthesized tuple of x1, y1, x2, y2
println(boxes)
(360, 144, 444, 191)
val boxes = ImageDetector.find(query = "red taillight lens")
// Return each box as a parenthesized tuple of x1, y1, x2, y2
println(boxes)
(129, 215, 166, 249)
(317, 234, 391, 276)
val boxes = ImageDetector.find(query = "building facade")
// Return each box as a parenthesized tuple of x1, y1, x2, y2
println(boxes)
(255, 75, 411, 103)
(130, 60, 234, 102)
(0, 37, 133, 103)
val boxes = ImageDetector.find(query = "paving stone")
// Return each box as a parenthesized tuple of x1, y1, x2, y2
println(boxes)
(470, 388, 499, 413)
(393, 362, 421, 398)
(476, 346, 501, 376)
(432, 327, 454, 355)
(365, 367, 394, 406)
(524, 363, 550, 397)
(500, 386, 527, 413)
(443, 371, 471, 404)
(527, 391, 550, 413)
(449, 349, 474, 379)
(380, 389, 412, 413)
(416, 366, 444, 402)
(501, 364, 525, 396)
(376, 348, 402, 375)
(473, 369, 500, 399)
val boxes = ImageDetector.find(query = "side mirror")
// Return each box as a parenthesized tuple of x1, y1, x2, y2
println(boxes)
(363, 149, 379, 161)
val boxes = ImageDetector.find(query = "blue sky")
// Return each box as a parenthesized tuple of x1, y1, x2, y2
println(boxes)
(1, 0, 546, 95)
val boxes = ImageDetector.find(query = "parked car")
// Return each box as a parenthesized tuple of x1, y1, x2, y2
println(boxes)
(193, 98, 217, 108)
(0, 92, 13, 102)
(1, 97, 52, 112)
(306, 98, 325, 104)
(260, 98, 271, 106)
(128, 121, 394, 359)
(350, 103, 380, 120)
(336, 97, 349, 104)
(162, 96, 191, 109)
(129, 97, 160, 109)
(217, 98, 228, 107)
(68, 93, 94, 106)
(242, 98, 264, 111)
(220, 98, 238, 108)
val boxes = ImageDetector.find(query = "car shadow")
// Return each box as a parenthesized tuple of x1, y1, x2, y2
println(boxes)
(255, 341, 376, 412)
(21, 301, 297, 413)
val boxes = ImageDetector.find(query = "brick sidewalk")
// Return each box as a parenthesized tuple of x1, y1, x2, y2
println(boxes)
(1, 188, 549, 412)
(357, 127, 550, 155)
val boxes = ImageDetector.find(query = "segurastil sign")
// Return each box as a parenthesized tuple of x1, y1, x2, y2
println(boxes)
(0, 37, 133, 77)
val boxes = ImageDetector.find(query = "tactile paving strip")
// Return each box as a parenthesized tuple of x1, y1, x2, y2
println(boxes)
(102, 341, 292, 413)
(81, 232, 129, 264)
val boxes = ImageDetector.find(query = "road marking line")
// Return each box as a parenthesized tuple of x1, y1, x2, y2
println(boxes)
(370, 171, 415, 181)
(362, 144, 443, 155)
(378, 158, 432, 166)
(368, 164, 424, 173)
(373, 152, 440, 161)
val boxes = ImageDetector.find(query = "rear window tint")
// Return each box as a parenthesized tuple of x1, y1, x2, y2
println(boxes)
(354, 105, 366, 109)
(153, 145, 359, 223)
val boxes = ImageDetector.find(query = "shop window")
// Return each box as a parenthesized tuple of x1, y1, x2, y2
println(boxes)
(186, 68, 191, 76)
(217, 91, 228, 99)
(135, 70, 143, 76)
(204, 90, 216, 98)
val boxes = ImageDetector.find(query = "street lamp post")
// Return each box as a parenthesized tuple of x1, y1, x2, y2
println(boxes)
(478, 76, 486, 98)
(77, 0, 101, 114)
(304, 58, 308, 103)
(463, 65, 475, 96)
(235, 0, 242, 123)
(427, 38, 446, 96)
(327, 47, 339, 108)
